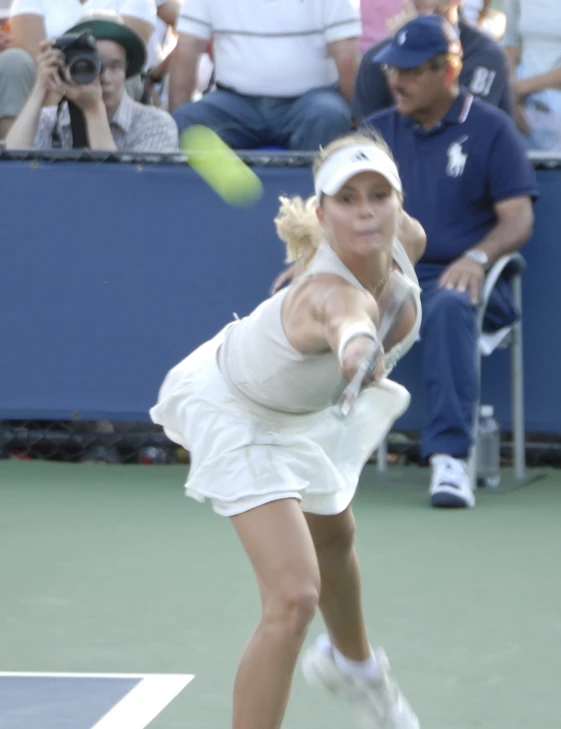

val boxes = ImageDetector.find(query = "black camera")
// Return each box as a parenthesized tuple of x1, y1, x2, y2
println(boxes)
(53, 32, 102, 85)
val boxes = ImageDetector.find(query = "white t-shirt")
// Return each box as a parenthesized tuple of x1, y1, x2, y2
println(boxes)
(177, 0, 361, 97)
(10, 0, 156, 40)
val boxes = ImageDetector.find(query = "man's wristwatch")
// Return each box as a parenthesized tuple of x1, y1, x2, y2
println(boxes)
(464, 249, 490, 271)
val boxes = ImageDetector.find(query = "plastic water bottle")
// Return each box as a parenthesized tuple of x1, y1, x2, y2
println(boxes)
(139, 446, 167, 465)
(477, 405, 501, 488)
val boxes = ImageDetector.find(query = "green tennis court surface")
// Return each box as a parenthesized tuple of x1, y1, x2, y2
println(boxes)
(1, 461, 559, 728)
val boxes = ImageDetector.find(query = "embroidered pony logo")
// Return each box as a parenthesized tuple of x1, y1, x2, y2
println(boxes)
(446, 136, 468, 177)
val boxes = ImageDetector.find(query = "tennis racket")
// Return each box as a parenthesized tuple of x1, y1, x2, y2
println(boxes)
(334, 279, 415, 419)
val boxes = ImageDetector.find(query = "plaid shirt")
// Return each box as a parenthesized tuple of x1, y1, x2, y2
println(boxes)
(34, 92, 179, 152)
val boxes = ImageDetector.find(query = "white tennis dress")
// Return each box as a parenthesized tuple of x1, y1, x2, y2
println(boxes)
(149, 240, 422, 517)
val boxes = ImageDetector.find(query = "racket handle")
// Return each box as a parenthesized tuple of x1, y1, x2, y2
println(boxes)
(333, 278, 416, 419)
(334, 343, 381, 419)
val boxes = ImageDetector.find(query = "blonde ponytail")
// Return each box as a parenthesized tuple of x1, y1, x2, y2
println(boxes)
(274, 194, 323, 264)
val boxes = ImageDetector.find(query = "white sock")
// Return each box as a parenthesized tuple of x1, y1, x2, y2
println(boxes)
(332, 644, 381, 680)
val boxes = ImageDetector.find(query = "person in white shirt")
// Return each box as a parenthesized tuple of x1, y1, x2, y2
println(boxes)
(150, 131, 425, 729)
(169, 0, 361, 150)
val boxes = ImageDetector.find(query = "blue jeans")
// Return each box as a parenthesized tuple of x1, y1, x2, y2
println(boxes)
(417, 263, 518, 460)
(172, 87, 352, 150)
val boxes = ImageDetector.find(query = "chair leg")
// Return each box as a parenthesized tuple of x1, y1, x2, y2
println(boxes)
(469, 349, 482, 490)
(377, 438, 388, 471)
(511, 275, 526, 481)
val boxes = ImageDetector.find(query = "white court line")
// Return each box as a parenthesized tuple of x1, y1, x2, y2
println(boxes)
(0, 672, 188, 679)
(0, 672, 195, 729)
(90, 674, 194, 729)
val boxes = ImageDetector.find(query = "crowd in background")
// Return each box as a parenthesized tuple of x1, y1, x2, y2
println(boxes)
(0, 1, 556, 488)
(0, 0, 559, 153)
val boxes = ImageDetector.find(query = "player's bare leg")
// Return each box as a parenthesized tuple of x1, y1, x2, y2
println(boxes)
(305, 506, 371, 661)
(230, 498, 321, 729)
(303, 506, 419, 729)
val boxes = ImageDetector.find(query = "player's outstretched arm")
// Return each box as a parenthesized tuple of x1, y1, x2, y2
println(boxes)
(315, 280, 384, 385)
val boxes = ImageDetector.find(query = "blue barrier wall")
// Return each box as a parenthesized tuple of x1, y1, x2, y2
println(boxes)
(1, 160, 560, 432)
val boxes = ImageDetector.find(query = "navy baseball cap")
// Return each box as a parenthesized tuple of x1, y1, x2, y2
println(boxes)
(373, 15, 462, 69)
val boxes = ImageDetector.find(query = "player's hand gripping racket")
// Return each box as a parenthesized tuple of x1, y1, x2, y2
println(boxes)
(334, 278, 415, 419)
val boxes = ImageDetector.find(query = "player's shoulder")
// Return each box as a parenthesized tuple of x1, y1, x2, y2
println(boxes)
(290, 273, 366, 322)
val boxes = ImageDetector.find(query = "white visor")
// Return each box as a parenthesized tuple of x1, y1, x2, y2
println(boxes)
(314, 144, 402, 197)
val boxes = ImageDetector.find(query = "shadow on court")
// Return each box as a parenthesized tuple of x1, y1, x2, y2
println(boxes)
(0, 461, 559, 728)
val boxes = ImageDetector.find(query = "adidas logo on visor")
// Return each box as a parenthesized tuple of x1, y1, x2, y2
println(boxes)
(351, 151, 370, 162)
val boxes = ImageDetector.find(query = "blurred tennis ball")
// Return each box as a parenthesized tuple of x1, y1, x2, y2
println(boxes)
(181, 125, 263, 207)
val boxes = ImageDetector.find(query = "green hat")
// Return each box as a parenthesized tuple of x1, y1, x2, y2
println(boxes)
(65, 16, 146, 78)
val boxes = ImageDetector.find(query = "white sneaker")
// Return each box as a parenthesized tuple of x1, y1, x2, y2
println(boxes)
(302, 635, 419, 729)
(429, 454, 475, 508)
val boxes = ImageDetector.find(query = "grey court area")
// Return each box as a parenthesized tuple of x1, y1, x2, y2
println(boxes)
(0, 673, 194, 729)
(0, 676, 139, 729)
(1, 461, 560, 729)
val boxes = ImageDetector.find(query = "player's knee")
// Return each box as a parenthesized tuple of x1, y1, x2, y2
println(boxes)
(263, 581, 320, 635)
(314, 514, 356, 559)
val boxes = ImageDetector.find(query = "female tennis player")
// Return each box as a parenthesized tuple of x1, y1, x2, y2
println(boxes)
(150, 131, 426, 729)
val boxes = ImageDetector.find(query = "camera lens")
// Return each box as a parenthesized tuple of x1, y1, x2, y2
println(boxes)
(69, 57, 98, 85)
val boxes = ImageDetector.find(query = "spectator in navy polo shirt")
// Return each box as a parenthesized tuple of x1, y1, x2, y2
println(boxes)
(364, 15, 538, 509)
(352, 0, 513, 122)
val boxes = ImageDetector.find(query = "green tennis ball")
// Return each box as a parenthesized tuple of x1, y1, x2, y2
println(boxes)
(181, 126, 263, 207)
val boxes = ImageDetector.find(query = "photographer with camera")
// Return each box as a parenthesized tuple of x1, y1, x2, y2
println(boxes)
(6, 14, 178, 151)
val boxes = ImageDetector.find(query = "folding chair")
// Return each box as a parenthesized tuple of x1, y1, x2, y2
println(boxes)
(377, 252, 527, 486)
(468, 252, 526, 487)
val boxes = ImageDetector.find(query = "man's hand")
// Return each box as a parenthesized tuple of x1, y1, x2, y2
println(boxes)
(0, 30, 12, 53)
(33, 40, 66, 101)
(60, 67, 104, 113)
(439, 255, 485, 305)
(340, 336, 385, 386)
